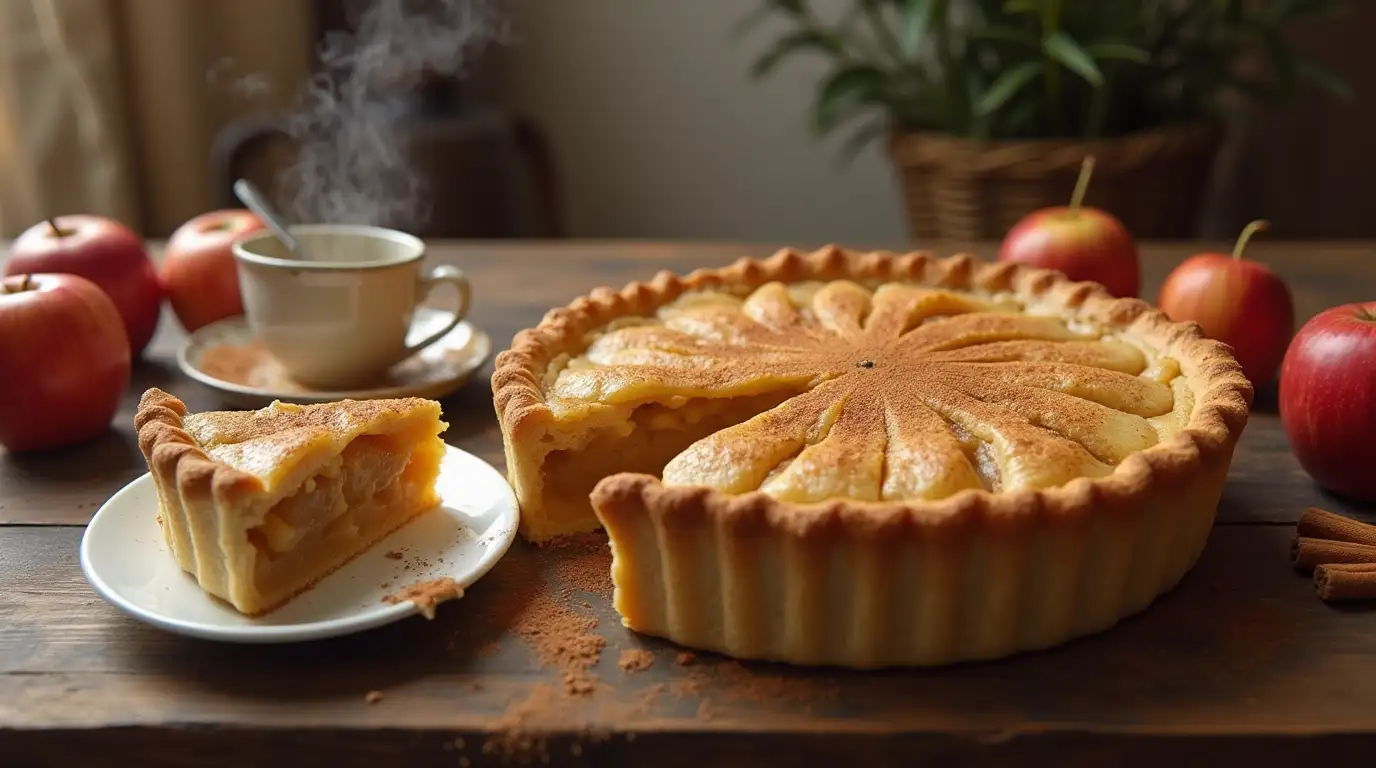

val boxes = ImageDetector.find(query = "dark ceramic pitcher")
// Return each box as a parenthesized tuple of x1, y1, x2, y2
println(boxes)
(210, 79, 561, 239)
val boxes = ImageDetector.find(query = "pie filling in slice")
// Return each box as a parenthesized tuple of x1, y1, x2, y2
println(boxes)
(494, 247, 1253, 668)
(135, 388, 448, 616)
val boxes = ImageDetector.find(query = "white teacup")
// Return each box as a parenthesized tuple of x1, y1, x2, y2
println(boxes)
(232, 224, 471, 390)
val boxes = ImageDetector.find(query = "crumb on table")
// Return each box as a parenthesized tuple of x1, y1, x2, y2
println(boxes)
(382, 577, 464, 619)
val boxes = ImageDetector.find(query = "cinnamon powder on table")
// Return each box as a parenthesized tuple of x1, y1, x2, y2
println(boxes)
(508, 534, 611, 696)
(382, 576, 463, 619)
(666, 658, 839, 722)
(478, 534, 614, 761)
(475, 531, 838, 761)
(618, 649, 653, 674)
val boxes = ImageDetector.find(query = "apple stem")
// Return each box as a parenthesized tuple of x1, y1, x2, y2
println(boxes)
(47, 218, 70, 238)
(2, 274, 32, 294)
(1069, 156, 1096, 216)
(1232, 219, 1270, 260)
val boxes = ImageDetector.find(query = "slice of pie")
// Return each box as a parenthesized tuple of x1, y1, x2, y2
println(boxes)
(135, 388, 448, 616)
(494, 246, 1253, 667)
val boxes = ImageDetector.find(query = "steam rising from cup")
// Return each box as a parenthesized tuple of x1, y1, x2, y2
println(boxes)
(278, 0, 510, 231)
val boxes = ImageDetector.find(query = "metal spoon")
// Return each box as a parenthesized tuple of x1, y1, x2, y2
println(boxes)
(233, 179, 308, 260)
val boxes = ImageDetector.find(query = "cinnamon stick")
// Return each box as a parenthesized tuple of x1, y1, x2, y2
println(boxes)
(1292, 536, 1376, 571)
(1314, 562, 1376, 603)
(1296, 507, 1376, 547)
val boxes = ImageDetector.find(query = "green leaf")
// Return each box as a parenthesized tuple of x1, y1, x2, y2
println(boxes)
(1263, 0, 1341, 23)
(1043, 31, 1104, 87)
(975, 61, 1040, 116)
(1086, 41, 1151, 64)
(1002, 0, 1041, 15)
(998, 96, 1041, 137)
(1255, 26, 1296, 96)
(812, 65, 887, 135)
(900, 0, 937, 58)
(751, 29, 844, 79)
(1216, 0, 1245, 23)
(1226, 76, 1283, 104)
(969, 24, 1038, 47)
(889, 78, 945, 128)
(835, 119, 890, 166)
(1294, 55, 1355, 102)
(1261, 0, 1300, 22)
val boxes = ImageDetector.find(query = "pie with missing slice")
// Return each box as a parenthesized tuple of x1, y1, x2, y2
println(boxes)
(135, 388, 448, 615)
(494, 246, 1253, 668)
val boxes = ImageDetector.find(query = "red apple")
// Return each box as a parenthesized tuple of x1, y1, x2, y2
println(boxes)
(998, 157, 1141, 298)
(161, 209, 266, 333)
(0, 273, 132, 453)
(1279, 303, 1376, 501)
(5, 215, 162, 357)
(1157, 220, 1294, 386)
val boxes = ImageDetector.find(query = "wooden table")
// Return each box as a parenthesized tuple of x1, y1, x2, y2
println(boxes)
(4, 241, 1376, 766)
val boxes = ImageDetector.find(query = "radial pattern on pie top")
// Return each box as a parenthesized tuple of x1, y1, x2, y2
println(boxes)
(547, 279, 1189, 502)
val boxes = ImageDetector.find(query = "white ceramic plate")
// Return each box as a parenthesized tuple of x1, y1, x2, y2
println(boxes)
(79, 445, 519, 643)
(176, 308, 492, 408)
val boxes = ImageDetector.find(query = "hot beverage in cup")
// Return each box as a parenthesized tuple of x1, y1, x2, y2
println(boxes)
(232, 224, 470, 389)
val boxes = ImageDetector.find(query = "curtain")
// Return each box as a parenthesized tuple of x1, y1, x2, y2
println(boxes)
(0, 0, 315, 238)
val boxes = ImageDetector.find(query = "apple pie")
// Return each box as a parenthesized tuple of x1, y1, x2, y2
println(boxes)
(493, 246, 1252, 667)
(135, 388, 448, 615)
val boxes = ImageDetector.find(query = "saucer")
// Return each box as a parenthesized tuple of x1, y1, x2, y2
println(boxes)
(177, 307, 492, 408)
(79, 444, 519, 643)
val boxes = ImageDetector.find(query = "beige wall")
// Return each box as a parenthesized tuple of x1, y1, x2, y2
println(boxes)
(496, 0, 908, 244)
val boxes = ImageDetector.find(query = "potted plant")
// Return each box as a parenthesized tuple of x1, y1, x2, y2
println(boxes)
(739, 0, 1352, 240)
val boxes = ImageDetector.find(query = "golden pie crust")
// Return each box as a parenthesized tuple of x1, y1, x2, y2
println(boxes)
(135, 388, 447, 615)
(493, 246, 1253, 667)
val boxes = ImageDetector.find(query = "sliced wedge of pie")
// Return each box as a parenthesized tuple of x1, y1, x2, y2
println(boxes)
(494, 246, 1254, 667)
(135, 388, 448, 615)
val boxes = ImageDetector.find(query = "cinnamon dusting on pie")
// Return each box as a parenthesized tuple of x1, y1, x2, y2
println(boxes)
(383, 576, 463, 620)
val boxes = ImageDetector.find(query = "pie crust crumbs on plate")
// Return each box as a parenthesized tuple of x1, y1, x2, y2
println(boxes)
(493, 246, 1253, 667)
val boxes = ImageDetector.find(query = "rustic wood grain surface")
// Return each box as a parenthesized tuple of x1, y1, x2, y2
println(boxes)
(3, 240, 1376, 767)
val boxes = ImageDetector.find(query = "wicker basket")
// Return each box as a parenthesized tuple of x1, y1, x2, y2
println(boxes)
(887, 122, 1224, 241)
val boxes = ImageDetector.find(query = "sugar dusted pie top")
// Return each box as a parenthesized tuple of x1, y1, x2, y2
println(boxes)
(545, 278, 1193, 503)
(165, 396, 443, 491)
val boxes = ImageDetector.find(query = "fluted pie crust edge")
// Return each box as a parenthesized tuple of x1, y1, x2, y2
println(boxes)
(134, 389, 446, 616)
(493, 246, 1253, 667)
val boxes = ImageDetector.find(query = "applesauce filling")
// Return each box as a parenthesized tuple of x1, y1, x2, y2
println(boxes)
(535, 389, 804, 535)
(246, 430, 444, 603)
